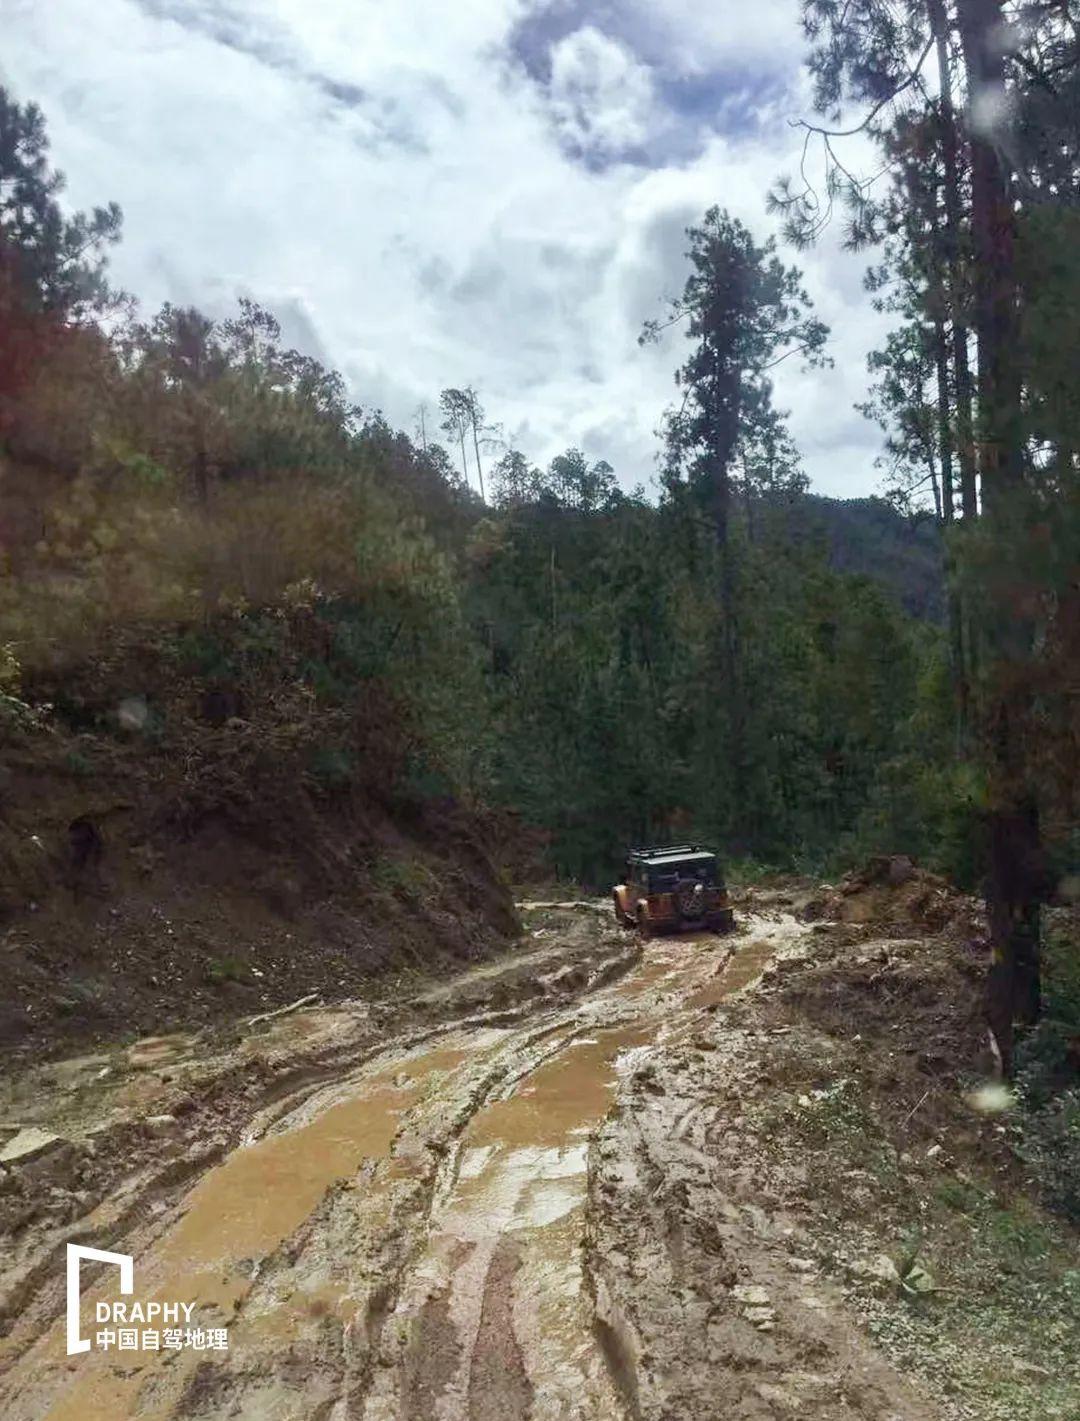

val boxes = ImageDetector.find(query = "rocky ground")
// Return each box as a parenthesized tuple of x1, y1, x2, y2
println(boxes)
(0, 874, 1076, 1419)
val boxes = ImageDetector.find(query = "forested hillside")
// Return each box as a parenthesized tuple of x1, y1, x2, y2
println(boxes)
(798, 494, 944, 621)
(0, 104, 956, 915)
(0, 25, 1077, 1094)
(1, 9, 1079, 1416)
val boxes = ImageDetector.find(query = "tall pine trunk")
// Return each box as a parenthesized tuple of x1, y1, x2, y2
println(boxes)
(955, 0, 1042, 1073)
(458, 429, 470, 489)
(470, 415, 486, 504)
(956, 0, 1025, 499)
(928, 0, 980, 519)
(932, 321, 953, 523)
(933, 318, 971, 742)
(709, 370, 746, 851)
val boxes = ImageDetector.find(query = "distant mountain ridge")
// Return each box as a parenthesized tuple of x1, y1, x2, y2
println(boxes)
(790, 493, 945, 622)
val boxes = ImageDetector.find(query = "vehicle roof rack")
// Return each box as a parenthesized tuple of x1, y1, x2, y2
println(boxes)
(627, 842, 711, 857)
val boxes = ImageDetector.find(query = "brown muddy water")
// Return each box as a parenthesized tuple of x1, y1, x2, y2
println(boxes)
(0, 912, 805, 1421)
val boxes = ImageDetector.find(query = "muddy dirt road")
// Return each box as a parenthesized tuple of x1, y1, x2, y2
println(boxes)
(0, 904, 945, 1420)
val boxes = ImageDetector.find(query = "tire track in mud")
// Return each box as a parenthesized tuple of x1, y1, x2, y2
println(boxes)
(352, 920, 794, 1421)
(2, 1029, 540, 1420)
(0, 929, 645, 1418)
(0, 934, 641, 1377)
(314, 1018, 635, 1421)
(0, 911, 798, 1420)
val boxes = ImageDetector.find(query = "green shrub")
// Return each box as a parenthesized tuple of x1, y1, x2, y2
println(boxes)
(369, 854, 436, 903)
(1016, 1017, 1079, 1107)
(1016, 1089, 1080, 1222)
(724, 857, 778, 886)
(206, 956, 249, 985)
(1016, 915, 1080, 1106)
(307, 745, 354, 789)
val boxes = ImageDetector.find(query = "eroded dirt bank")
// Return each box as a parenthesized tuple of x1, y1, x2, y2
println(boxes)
(0, 889, 1076, 1420)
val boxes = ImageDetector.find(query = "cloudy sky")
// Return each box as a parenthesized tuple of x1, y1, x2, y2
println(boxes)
(3, 0, 893, 497)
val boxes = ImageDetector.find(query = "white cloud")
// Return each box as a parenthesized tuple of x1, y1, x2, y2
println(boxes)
(1, 0, 891, 498)
(547, 26, 657, 158)
(618, 0, 806, 76)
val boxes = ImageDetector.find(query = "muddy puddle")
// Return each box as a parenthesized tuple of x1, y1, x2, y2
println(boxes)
(3, 1042, 482, 1421)
(361, 924, 798, 1420)
(369, 1024, 656, 1420)
(1, 917, 802, 1421)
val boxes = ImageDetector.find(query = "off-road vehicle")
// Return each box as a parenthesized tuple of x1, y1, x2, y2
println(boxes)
(612, 844, 735, 936)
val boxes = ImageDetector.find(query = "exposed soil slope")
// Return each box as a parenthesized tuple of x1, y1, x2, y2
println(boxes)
(0, 619, 518, 1064)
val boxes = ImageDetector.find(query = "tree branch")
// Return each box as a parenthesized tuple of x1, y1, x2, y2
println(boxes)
(790, 36, 935, 139)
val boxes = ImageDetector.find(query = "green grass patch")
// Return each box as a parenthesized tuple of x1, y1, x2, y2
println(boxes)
(369, 854, 437, 904)
(206, 956, 249, 986)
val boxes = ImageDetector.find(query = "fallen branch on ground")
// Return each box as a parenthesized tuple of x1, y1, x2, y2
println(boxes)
(247, 992, 321, 1028)
(515, 900, 608, 912)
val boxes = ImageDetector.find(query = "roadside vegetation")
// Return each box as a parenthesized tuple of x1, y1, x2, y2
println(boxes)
(1, 0, 1078, 1405)
(0, 0, 1077, 1217)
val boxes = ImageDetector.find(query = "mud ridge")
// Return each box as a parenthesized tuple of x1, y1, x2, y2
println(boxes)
(6, 905, 1000, 1421)
(0, 932, 640, 1377)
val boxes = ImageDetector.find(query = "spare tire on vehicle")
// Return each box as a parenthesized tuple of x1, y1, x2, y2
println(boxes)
(673, 877, 707, 920)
